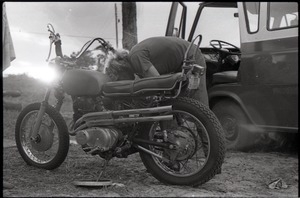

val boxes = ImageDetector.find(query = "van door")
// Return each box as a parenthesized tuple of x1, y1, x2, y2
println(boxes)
(165, 2, 187, 39)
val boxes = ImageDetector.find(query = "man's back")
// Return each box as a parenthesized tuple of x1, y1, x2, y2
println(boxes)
(128, 36, 199, 76)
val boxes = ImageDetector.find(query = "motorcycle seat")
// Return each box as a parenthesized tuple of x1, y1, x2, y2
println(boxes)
(102, 73, 182, 97)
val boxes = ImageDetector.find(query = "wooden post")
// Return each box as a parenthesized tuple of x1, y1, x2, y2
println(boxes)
(115, 3, 119, 48)
(122, 2, 138, 50)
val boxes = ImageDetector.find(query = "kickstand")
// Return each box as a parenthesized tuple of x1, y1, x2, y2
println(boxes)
(73, 158, 112, 187)
(96, 159, 110, 182)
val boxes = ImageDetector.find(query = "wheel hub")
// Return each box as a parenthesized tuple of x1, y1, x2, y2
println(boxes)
(221, 117, 238, 141)
(164, 127, 196, 161)
(31, 123, 54, 151)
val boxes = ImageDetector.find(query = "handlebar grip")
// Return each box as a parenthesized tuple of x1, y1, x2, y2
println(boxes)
(54, 39, 63, 58)
(109, 47, 115, 53)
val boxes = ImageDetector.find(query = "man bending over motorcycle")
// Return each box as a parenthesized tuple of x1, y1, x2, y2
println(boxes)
(104, 36, 209, 106)
(104, 36, 216, 172)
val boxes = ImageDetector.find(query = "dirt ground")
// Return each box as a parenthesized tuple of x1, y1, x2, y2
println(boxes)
(3, 140, 298, 197)
(2, 75, 299, 197)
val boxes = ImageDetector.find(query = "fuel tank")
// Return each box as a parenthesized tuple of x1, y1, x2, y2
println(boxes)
(62, 69, 111, 96)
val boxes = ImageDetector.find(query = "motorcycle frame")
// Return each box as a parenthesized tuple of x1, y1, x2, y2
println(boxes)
(30, 30, 204, 147)
(29, 63, 202, 142)
(29, 71, 181, 142)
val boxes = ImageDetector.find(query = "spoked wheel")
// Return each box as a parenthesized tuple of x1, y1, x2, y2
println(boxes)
(15, 103, 69, 170)
(138, 97, 225, 186)
(148, 112, 209, 175)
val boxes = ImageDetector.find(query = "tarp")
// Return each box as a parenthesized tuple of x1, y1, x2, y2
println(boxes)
(2, 2, 16, 71)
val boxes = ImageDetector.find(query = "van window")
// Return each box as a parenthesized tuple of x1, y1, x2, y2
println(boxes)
(244, 2, 260, 33)
(268, 2, 298, 30)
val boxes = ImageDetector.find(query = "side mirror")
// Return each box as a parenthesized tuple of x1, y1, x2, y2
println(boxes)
(172, 28, 179, 37)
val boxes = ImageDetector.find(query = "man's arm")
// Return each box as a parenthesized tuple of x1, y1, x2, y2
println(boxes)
(143, 65, 160, 77)
(129, 50, 160, 78)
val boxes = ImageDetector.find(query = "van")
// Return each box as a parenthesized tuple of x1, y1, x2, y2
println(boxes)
(166, 2, 298, 150)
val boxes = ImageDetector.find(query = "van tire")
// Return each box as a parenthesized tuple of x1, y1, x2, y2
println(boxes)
(212, 100, 257, 151)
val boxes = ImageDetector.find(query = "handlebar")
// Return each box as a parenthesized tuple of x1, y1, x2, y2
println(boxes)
(75, 37, 115, 60)
(46, 23, 115, 67)
(182, 34, 205, 75)
(183, 34, 202, 66)
(46, 23, 63, 61)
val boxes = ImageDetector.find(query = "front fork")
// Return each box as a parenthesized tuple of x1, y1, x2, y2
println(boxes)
(30, 87, 64, 142)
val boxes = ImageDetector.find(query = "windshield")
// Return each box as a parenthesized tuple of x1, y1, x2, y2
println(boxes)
(192, 7, 240, 48)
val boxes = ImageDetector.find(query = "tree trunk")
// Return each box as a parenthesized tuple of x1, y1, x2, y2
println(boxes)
(122, 2, 138, 50)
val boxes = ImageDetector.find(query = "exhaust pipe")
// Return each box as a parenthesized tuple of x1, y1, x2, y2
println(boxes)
(86, 115, 173, 127)
(83, 105, 172, 119)
(73, 105, 173, 130)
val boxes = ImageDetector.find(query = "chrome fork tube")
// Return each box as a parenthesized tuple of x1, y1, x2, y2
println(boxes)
(30, 88, 51, 141)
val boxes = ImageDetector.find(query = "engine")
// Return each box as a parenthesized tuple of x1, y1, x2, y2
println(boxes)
(72, 96, 105, 121)
(75, 127, 122, 152)
(73, 97, 156, 153)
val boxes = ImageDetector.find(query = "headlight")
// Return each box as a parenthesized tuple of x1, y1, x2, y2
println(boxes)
(38, 65, 59, 84)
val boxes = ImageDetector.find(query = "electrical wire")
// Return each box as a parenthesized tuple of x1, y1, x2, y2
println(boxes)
(11, 30, 116, 40)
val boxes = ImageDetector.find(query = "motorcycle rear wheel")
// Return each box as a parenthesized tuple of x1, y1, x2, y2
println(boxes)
(15, 102, 69, 170)
(138, 97, 225, 186)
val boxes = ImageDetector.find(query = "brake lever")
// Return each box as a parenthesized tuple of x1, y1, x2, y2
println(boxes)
(46, 39, 53, 62)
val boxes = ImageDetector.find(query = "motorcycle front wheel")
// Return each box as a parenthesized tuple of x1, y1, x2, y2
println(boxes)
(138, 97, 225, 186)
(15, 102, 69, 170)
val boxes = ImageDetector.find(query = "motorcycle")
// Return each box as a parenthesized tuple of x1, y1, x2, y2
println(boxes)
(15, 23, 225, 186)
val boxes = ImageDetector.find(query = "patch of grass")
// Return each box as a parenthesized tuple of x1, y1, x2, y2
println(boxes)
(3, 74, 73, 112)
(3, 74, 298, 197)
(3, 144, 150, 197)
(3, 110, 19, 140)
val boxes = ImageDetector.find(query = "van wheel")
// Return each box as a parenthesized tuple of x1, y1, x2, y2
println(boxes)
(212, 100, 257, 151)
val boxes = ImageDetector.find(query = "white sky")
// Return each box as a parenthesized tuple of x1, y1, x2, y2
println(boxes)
(3, 2, 239, 79)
